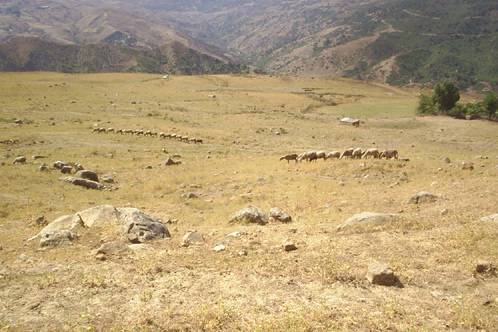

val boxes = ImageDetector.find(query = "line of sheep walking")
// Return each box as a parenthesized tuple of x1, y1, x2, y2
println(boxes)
(92, 127, 203, 144)
(280, 148, 400, 163)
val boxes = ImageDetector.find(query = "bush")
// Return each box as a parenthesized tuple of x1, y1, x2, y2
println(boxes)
(432, 81, 460, 113)
(448, 104, 466, 119)
(416, 94, 437, 115)
(483, 92, 498, 119)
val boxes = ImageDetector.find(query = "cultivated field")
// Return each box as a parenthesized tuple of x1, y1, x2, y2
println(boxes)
(0, 73, 497, 331)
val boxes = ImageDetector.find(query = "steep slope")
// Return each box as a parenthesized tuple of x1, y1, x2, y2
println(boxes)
(0, 0, 243, 74)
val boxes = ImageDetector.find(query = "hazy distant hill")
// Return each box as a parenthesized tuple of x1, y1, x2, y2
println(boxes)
(0, 0, 244, 74)
(1, 0, 497, 88)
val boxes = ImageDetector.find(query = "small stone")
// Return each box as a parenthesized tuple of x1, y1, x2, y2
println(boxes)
(76, 170, 99, 182)
(475, 260, 496, 276)
(238, 250, 248, 256)
(481, 214, 498, 223)
(182, 192, 199, 199)
(229, 206, 268, 225)
(13, 156, 26, 164)
(408, 191, 438, 204)
(60, 166, 73, 174)
(462, 161, 474, 170)
(443, 157, 451, 164)
(101, 175, 115, 183)
(181, 231, 204, 247)
(213, 244, 226, 252)
(366, 262, 399, 286)
(283, 241, 297, 252)
(227, 231, 245, 238)
(39, 164, 49, 172)
(440, 208, 449, 216)
(269, 207, 292, 223)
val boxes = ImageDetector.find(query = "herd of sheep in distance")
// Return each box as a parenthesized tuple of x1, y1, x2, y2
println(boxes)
(280, 148, 400, 163)
(92, 127, 203, 144)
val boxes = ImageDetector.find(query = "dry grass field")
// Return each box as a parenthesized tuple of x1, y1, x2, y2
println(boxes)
(0, 73, 497, 331)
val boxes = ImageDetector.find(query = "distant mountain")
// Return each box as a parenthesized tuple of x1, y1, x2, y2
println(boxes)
(1, 0, 497, 88)
(0, 0, 244, 74)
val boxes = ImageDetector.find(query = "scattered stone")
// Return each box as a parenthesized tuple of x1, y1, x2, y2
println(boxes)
(93, 241, 131, 260)
(101, 175, 115, 183)
(475, 260, 497, 276)
(443, 157, 451, 164)
(283, 241, 298, 252)
(53, 161, 67, 170)
(441, 208, 449, 216)
(366, 262, 400, 287)
(229, 206, 268, 225)
(182, 192, 199, 199)
(238, 249, 248, 256)
(337, 212, 401, 233)
(39, 164, 49, 172)
(269, 207, 292, 223)
(213, 244, 226, 252)
(32, 155, 46, 160)
(408, 191, 438, 204)
(165, 158, 181, 166)
(481, 214, 498, 223)
(227, 231, 246, 238)
(33, 216, 48, 227)
(145, 165, 153, 169)
(181, 231, 204, 247)
(62, 176, 104, 190)
(76, 170, 99, 182)
(40, 230, 76, 248)
(13, 156, 26, 164)
(60, 166, 73, 174)
(461, 161, 474, 170)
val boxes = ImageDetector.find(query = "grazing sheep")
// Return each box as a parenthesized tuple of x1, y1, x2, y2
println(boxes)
(340, 148, 354, 159)
(298, 151, 318, 162)
(181, 136, 189, 142)
(13, 156, 26, 164)
(362, 148, 380, 159)
(280, 153, 299, 163)
(136, 130, 144, 136)
(326, 151, 341, 160)
(159, 132, 166, 138)
(188, 138, 197, 144)
(151, 132, 158, 137)
(316, 151, 327, 161)
(92, 128, 99, 133)
(116, 129, 123, 134)
(352, 148, 363, 159)
(380, 149, 399, 159)
(195, 138, 203, 144)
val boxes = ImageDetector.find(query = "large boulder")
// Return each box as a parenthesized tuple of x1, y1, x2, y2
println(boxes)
(32, 205, 170, 247)
(408, 191, 438, 204)
(76, 170, 99, 182)
(337, 212, 401, 233)
(230, 206, 268, 225)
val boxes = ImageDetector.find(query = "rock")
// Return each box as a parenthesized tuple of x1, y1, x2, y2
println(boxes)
(101, 175, 115, 183)
(336, 212, 401, 233)
(481, 214, 498, 222)
(40, 230, 76, 247)
(238, 249, 248, 256)
(462, 161, 474, 170)
(441, 208, 449, 216)
(366, 262, 400, 286)
(14, 119, 23, 124)
(76, 170, 99, 182)
(39, 164, 49, 172)
(13, 156, 26, 164)
(32, 155, 46, 160)
(269, 207, 292, 223)
(165, 158, 181, 166)
(408, 191, 438, 204)
(229, 206, 268, 225)
(213, 244, 226, 252)
(32, 205, 170, 247)
(53, 161, 67, 170)
(475, 260, 497, 276)
(443, 157, 451, 164)
(181, 231, 204, 247)
(62, 176, 104, 190)
(60, 166, 73, 174)
(283, 241, 297, 252)
(182, 192, 199, 199)
(227, 231, 246, 238)
(33, 216, 48, 227)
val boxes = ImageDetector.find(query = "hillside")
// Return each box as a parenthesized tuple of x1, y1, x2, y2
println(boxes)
(0, 0, 243, 74)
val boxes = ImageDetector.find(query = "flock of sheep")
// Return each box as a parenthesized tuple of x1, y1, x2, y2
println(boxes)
(92, 127, 203, 144)
(280, 148, 399, 163)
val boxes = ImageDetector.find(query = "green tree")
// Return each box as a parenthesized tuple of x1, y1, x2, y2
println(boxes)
(483, 92, 498, 119)
(416, 94, 436, 115)
(432, 81, 460, 113)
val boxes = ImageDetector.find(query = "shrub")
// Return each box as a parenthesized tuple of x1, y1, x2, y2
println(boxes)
(448, 104, 466, 119)
(416, 94, 437, 115)
(483, 92, 498, 119)
(432, 81, 460, 113)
